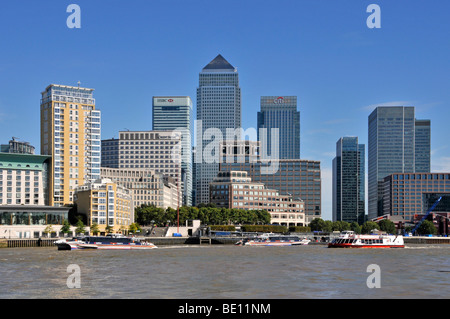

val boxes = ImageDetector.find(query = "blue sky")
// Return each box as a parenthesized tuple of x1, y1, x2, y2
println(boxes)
(1, 0, 449, 220)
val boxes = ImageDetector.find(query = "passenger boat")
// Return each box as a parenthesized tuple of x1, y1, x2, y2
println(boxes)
(54, 234, 157, 250)
(328, 231, 404, 248)
(236, 233, 311, 246)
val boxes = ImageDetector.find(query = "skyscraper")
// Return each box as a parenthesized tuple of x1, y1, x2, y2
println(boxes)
(257, 96, 300, 159)
(368, 106, 431, 219)
(195, 54, 241, 205)
(332, 137, 365, 224)
(40, 84, 101, 207)
(152, 96, 193, 206)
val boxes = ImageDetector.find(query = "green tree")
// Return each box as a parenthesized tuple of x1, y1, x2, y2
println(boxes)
(350, 222, 362, 234)
(416, 220, 437, 236)
(90, 222, 100, 235)
(361, 221, 380, 234)
(129, 222, 141, 234)
(378, 219, 396, 234)
(60, 220, 71, 237)
(75, 219, 85, 235)
(43, 224, 54, 238)
(309, 218, 326, 231)
(105, 224, 113, 234)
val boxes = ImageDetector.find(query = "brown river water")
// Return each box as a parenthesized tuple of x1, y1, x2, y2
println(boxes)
(0, 244, 449, 299)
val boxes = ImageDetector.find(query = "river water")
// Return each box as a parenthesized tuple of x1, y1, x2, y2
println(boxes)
(0, 244, 449, 299)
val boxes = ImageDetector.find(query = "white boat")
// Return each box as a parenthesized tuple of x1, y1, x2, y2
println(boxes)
(328, 231, 404, 248)
(237, 233, 311, 246)
(55, 234, 157, 250)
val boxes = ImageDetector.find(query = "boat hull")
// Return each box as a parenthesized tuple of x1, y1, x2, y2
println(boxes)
(328, 243, 404, 248)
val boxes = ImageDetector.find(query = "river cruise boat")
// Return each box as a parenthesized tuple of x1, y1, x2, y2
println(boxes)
(328, 231, 404, 248)
(236, 233, 311, 246)
(54, 234, 157, 250)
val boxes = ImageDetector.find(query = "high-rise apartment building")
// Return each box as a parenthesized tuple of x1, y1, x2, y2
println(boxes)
(332, 137, 365, 224)
(257, 96, 300, 159)
(152, 96, 193, 206)
(195, 54, 241, 205)
(40, 84, 101, 207)
(368, 106, 431, 219)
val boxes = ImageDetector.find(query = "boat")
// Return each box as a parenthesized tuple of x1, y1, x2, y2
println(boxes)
(54, 234, 157, 250)
(328, 231, 404, 248)
(236, 233, 311, 246)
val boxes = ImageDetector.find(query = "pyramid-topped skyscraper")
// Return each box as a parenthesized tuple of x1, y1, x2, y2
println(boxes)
(195, 54, 242, 205)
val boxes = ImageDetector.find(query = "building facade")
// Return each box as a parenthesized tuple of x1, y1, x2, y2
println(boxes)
(40, 84, 101, 207)
(101, 138, 119, 168)
(332, 137, 365, 224)
(0, 153, 51, 206)
(107, 130, 183, 207)
(195, 54, 241, 205)
(220, 159, 321, 224)
(382, 173, 450, 221)
(257, 96, 300, 159)
(368, 106, 431, 219)
(152, 96, 193, 206)
(74, 178, 133, 234)
(1, 137, 35, 155)
(100, 167, 178, 209)
(210, 171, 306, 226)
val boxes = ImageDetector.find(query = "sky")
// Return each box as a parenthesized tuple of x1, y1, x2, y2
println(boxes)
(0, 0, 449, 220)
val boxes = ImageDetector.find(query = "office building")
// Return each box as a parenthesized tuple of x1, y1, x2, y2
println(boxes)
(332, 137, 365, 224)
(382, 173, 450, 221)
(415, 120, 431, 173)
(100, 167, 178, 209)
(40, 84, 101, 207)
(152, 96, 193, 206)
(101, 138, 119, 168)
(210, 170, 306, 226)
(257, 96, 300, 159)
(219, 148, 322, 224)
(195, 54, 241, 205)
(109, 130, 183, 206)
(368, 106, 431, 219)
(74, 178, 133, 234)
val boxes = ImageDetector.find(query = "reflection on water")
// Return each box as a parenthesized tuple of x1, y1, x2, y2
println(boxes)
(0, 245, 449, 299)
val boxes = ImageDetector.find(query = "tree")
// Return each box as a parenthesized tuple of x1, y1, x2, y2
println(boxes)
(129, 222, 141, 234)
(361, 221, 380, 234)
(416, 220, 437, 236)
(43, 224, 54, 238)
(378, 219, 396, 234)
(60, 220, 71, 237)
(90, 223, 100, 235)
(350, 222, 362, 234)
(105, 224, 113, 234)
(309, 218, 326, 231)
(75, 219, 86, 235)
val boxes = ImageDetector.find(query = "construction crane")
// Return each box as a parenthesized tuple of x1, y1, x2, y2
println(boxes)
(410, 196, 442, 236)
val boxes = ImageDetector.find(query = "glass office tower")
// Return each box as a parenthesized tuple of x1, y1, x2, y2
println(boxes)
(152, 96, 193, 206)
(332, 137, 365, 224)
(195, 54, 241, 205)
(257, 96, 300, 159)
(368, 106, 431, 219)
